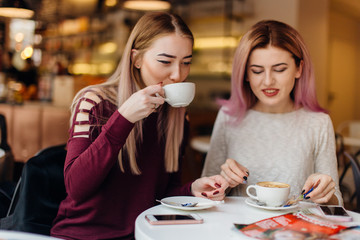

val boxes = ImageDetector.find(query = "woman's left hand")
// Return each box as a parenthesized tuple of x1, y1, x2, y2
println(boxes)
(302, 173, 338, 204)
(191, 175, 229, 201)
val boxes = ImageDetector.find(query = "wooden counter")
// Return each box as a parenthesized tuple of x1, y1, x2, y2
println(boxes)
(0, 102, 70, 162)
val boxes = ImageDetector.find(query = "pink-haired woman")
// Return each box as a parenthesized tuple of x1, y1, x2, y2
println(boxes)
(202, 20, 342, 206)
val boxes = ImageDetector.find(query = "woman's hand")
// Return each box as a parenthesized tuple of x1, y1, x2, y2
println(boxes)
(302, 173, 338, 205)
(220, 158, 249, 188)
(118, 84, 165, 123)
(191, 175, 229, 201)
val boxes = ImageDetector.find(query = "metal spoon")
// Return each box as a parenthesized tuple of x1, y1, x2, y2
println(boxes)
(156, 199, 198, 207)
(283, 186, 315, 207)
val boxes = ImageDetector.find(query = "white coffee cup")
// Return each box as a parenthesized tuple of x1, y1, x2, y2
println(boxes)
(246, 181, 290, 207)
(162, 82, 195, 107)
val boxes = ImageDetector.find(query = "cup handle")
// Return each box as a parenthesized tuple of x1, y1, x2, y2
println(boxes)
(246, 185, 258, 200)
(155, 93, 168, 102)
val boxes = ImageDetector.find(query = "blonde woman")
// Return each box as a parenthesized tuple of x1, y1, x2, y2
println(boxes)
(51, 12, 228, 240)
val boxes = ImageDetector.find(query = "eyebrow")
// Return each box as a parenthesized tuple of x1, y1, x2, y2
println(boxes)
(157, 53, 192, 59)
(249, 63, 288, 68)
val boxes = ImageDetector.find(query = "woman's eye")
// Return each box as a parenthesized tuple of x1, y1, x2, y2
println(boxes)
(183, 61, 192, 66)
(251, 70, 263, 74)
(158, 60, 170, 64)
(274, 68, 287, 72)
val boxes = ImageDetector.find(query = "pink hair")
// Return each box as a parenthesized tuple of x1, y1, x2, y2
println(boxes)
(219, 20, 326, 122)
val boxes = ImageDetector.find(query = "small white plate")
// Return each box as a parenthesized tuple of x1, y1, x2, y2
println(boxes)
(245, 198, 299, 211)
(159, 196, 217, 211)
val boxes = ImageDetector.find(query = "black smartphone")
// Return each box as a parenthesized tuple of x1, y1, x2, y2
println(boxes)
(145, 214, 203, 225)
(317, 205, 353, 222)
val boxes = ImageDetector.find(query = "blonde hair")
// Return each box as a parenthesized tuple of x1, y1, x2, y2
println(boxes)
(70, 12, 194, 175)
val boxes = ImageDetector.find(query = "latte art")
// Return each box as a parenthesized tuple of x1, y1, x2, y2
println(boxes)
(257, 181, 289, 188)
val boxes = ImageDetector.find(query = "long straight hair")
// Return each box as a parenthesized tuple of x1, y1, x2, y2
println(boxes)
(70, 12, 194, 174)
(220, 20, 326, 122)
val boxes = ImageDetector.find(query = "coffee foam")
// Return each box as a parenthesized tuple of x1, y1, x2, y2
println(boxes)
(257, 181, 289, 188)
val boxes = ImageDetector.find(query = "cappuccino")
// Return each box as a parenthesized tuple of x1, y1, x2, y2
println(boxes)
(246, 181, 290, 207)
(257, 181, 289, 188)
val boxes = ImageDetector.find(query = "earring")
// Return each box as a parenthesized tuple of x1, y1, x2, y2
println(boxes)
(136, 64, 140, 68)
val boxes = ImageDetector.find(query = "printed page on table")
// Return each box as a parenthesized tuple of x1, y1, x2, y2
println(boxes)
(234, 211, 349, 239)
(329, 226, 360, 239)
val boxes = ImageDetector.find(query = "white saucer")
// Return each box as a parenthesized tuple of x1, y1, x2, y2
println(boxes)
(245, 198, 299, 211)
(159, 196, 217, 211)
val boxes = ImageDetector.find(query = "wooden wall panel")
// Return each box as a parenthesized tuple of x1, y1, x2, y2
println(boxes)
(41, 106, 70, 149)
(0, 103, 70, 162)
(12, 105, 42, 162)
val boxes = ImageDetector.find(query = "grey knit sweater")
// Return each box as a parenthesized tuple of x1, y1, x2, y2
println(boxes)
(202, 108, 343, 205)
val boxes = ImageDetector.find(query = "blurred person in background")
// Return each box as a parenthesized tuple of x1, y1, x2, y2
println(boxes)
(51, 12, 228, 240)
(1, 51, 19, 82)
(202, 20, 342, 206)
(1, 51, 23, 104)
(19, 58, 38, 100)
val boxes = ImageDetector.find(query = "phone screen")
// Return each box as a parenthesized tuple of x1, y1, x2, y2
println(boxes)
(153, 214, 195, 221)
(320, 206, 349, 216)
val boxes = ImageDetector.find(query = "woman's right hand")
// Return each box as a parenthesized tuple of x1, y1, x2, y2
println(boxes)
(118, 84, 165, 123)
(220, 158, 249, 188)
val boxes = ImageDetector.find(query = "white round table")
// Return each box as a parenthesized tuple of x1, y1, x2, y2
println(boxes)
(0, 230, 62, 240)
(190, 136, 211, 153)
(135, 197, 360, 240)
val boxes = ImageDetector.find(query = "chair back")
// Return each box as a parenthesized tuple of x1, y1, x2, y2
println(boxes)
(0, 144, 67, 235)
(0, 114, 15, 218)
(343, 151, 360, 212)
(0, 113, 14, 183)
(337, 120, 360, 154)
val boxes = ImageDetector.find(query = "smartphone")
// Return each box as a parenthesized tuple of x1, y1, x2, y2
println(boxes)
(317, 205, 353, 222)
(145, 214, 203, 225)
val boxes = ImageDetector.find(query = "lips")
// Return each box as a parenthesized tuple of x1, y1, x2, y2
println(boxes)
(262, 89, 279, 97)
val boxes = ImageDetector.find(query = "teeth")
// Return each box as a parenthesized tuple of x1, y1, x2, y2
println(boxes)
(264, 89, 276, 93)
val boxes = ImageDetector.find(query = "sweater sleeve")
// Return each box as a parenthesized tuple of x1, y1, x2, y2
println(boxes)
(314, 114, 343, 205)
(64, 100, 134, 203)
(201, 109, 227, 177)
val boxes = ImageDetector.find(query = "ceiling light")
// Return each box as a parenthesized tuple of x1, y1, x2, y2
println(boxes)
(0, 0, 34, 19)
(123, 0, 171, 11)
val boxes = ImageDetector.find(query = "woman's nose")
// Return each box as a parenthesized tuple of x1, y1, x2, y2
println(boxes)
(263, 71, 275, 86)
(169, 66, 182, 83)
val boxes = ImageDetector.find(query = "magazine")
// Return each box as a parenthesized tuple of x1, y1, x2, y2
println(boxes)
(329, 226, 360, 240)
(235, 211, 349, 239)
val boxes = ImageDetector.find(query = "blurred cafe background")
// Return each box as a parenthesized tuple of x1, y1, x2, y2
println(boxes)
(0, 0, 359, 209)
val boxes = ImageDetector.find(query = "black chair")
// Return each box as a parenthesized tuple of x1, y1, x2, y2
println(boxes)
(0, 144, 67, 235)
(336, 132, 356, 205)
(342, 151, 360, 212)
(0, 113, 15, 218)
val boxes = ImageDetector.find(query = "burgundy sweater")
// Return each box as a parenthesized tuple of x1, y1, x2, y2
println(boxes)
(51, 96, 192, 240)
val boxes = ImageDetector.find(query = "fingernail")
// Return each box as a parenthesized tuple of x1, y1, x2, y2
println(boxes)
(213, 191, 219, 195)
(201, 192, 207, 197)
(242, 180, 247, 184)
(246, 171, 249, 176)
(305, 196, 310, 199)
(215, 183, 221, 188)
(243, 176, 247, 181)
(301, 189, 305, 194)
